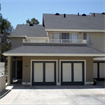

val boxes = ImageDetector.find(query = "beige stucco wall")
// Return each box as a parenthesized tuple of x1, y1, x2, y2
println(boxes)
(22, 56, 93, 84)
(7, 56, 13, 85)
(89, 32, 105, 52)
(11, 37, 23, 49)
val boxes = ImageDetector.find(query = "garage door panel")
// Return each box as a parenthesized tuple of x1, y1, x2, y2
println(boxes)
(93, 63, 98, 78)
(45, 63, 54, 82)
(34, 63, 43, 82)
(74, 63, 82, 82)
(63, 63, 72, 82)
(100, 63, 105, 78)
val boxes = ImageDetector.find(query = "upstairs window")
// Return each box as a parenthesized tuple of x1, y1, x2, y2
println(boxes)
(61, 33, 69, 39)
(61, 33, 69, 42)
(53, 33, 60, 42)
(53, 33, 60, 39)
(83, 33, 87, 40)
(71, 33, 78, 43)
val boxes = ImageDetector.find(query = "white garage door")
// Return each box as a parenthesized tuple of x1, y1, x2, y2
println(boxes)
(74, 63, 82, 82)
(45, 63, 54, 82)
(61, 61, 84, 85)
(32, 61, 56, 85)
(99, 63, 105, 78)
(93, 62, 105, 80)
(34, 63, 43, 82)
(93, 63, 98, 78)
(62, 63, 72, 82)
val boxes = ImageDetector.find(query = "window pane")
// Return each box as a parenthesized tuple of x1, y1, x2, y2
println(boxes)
(62, 33, 69, 42)
(71, 33, 78, 43)
(53, 33, 60, 42)
(62, 33, 69, 39)
(83, 33, 87, 40)
(53, 33, 60, 39)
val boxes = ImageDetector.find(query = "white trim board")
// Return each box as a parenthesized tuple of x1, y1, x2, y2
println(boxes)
(26, 37, 48, 39)
(3, 53, 105, 56)
(8, 35, 26, 37)
(86, 82, 93, 85)
(94, 57, 105, 61)
(46, 29, 105, 32)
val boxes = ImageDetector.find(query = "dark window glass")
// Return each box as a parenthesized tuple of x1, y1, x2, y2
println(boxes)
(61, 33, 69, 42)
(83, 33, 87, 40)
(62, 33, 69, 39)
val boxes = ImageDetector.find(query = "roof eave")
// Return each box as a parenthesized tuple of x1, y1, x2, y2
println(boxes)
(45, 29, 105, 32)
(8, 35, 26, 38)
(3, 53, 105, 57)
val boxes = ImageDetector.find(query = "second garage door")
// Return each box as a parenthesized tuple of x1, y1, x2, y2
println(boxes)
(61, 61, 84, 85)
(93, 61, 105, 80)
(32, 61, 56, 85)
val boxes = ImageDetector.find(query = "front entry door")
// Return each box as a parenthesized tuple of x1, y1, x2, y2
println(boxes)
(17, 61, 22, 79)
(32, 61, 56, 85)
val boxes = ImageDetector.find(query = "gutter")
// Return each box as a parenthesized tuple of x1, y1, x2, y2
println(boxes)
(3, 53, 105, 57)
(45, 29, 105, 33)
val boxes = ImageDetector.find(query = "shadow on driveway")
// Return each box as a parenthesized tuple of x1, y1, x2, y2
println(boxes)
(10, 84, 105, 90)
(0, 90, 11, 99)
(1, 81, 104, 99)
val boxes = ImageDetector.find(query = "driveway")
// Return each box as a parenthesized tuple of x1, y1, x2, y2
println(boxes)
(0, 85, 105, 105)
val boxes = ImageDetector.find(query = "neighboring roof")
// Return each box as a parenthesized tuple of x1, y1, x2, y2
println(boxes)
(3, 45, 105, 56)
(10, 25, 47, 37)
(43, 13, 105, 31)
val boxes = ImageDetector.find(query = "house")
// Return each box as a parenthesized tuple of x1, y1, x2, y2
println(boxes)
(3, 13, 105, 86)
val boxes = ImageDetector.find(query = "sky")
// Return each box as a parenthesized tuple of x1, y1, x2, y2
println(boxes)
(1, 0, 105, 28)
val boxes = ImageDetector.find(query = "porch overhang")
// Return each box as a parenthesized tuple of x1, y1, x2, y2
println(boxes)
(3, 53, 105, 57)
(93, 57, 105, 61)
(3, 45, 105, 57)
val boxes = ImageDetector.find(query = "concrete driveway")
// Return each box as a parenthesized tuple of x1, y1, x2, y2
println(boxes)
(0, 85, 105, 105)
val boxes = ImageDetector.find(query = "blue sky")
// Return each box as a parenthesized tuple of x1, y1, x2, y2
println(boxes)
(1, 0, 105, 28)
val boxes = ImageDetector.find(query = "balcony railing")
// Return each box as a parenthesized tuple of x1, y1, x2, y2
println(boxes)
(23, 39, 87, 44)
(48, 39, 87, 44)
(23, 39, 48, 43)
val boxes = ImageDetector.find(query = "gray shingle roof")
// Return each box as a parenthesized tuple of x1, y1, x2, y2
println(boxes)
(11, 25, 47, 37)
(43, 14, 105, 30)
(3, 45, 104, 55)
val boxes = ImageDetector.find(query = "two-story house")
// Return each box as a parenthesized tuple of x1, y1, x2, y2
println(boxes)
(3, 13, 105, 86)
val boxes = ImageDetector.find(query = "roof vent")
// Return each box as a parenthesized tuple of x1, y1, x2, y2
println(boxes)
(102, 12, 105, 15)
(64, 14, 66, 18)
(55, 13, 60, 15)
(82, 14, 86, 16)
